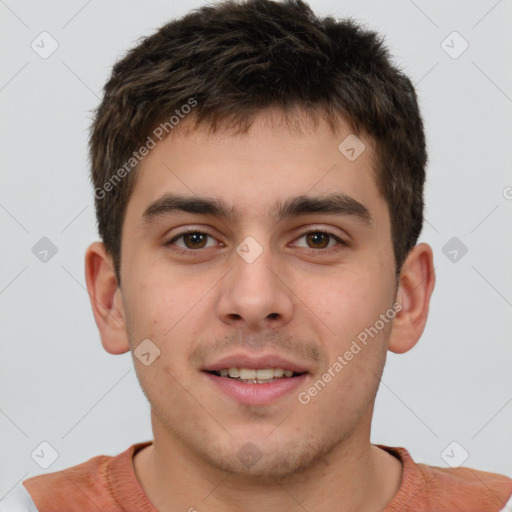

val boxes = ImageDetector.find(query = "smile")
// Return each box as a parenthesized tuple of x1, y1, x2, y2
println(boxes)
(203, 369, 308, 405)
(207, 367, 304, 383)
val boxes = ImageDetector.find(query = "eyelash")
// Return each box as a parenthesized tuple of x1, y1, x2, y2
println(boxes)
(164, 227, 348, 256)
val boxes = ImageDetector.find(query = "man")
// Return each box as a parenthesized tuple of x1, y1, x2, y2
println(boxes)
(4, 0, 511, 510)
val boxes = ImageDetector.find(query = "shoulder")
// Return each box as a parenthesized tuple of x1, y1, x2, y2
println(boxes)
(379, 445, 512, 512)
(417, 461, 512, 511)
(10, 443, 150, 512)
(19, 453, 114, 511)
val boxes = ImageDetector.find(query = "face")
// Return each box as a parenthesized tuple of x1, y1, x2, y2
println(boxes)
(117, 110, 398, 480)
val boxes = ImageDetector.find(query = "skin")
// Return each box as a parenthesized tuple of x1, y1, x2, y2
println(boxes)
(85, 109, 435, 512)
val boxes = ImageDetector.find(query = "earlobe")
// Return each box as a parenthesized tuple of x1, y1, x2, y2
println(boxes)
(84, 241, 130, 355)
(388, 243, 436, 354)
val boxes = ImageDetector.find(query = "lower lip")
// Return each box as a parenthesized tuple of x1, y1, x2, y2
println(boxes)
(203, 372, 308, 405)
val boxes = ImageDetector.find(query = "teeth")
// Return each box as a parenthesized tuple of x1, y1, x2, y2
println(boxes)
(219, 368, 298, 379)
(239, 368, 257, 380)
(255, 369, 274, 380)
(228, 367, 240, 378)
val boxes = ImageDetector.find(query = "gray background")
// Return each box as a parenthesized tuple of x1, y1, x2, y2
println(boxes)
(1, 0, 511, 499)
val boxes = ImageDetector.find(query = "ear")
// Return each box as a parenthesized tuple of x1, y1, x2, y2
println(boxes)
(84, 241, 130, 355)
(388, 243, 436, 354)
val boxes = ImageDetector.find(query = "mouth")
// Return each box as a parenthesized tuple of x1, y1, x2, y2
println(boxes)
(204, 367, 307, 384)
(201, 355, 310, 405)
(201, 354, 311, 405)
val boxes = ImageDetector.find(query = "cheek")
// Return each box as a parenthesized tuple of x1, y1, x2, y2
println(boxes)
(312, 269, 393, 335)
(123, 267, 217, 381)
(125, 263, 206, 333)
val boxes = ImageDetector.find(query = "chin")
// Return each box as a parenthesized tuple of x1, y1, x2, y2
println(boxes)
(203, 436, 333, 482)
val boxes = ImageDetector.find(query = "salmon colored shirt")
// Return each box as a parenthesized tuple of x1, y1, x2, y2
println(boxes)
(8, 442, 512, 511)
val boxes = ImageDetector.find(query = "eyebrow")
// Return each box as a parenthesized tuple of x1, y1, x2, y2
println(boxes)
(141, 192, 371, 226)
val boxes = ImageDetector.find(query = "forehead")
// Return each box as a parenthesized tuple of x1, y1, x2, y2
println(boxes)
(124, 111, 386, 229)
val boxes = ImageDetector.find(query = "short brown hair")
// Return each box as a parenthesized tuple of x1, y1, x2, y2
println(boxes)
(89, 0, 427, 286)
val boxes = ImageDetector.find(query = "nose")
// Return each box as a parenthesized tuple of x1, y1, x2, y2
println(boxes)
(216, 238, 294, 331)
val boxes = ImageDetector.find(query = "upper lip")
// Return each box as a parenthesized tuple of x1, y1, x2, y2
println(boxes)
(202, 353, 310, 373)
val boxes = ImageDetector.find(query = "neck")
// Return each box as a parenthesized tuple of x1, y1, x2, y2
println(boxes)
(133, 418, 403, 512)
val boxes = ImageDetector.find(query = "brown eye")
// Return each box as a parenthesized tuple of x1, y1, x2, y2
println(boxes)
(181, 232, 208, 249)
(292, 229, 347, 254)
(165, 230, 216, 251)
(305, 232, 330, 249)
